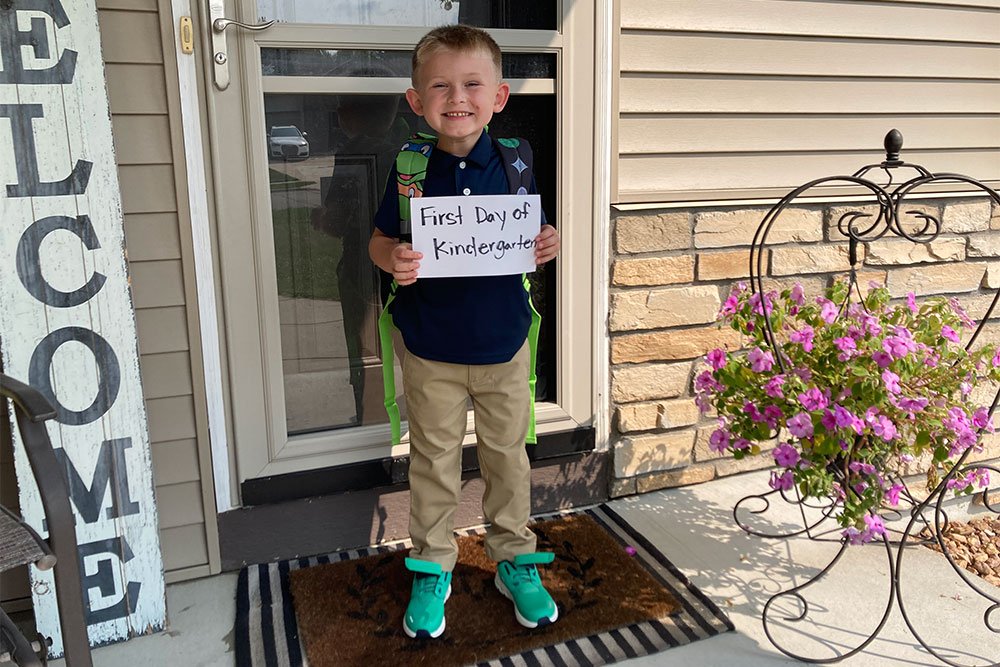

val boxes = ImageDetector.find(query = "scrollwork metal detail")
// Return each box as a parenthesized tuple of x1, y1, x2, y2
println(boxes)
(738, 130, 1000, 666)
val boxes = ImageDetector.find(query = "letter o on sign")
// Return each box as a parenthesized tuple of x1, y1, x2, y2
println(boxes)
(28, 327, 121, 425)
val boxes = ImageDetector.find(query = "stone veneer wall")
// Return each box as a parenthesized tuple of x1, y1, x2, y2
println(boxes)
(609, 197, 1000, 498)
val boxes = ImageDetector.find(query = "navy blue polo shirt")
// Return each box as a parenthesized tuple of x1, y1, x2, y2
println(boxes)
(374, 130, 543, 364)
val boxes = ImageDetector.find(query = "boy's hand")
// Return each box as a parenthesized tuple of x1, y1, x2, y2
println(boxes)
(391, 243, 422, 285)
(534, 224, 560, 265)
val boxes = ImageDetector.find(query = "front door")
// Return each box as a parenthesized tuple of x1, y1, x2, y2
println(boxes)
(203, 0, 596, 486)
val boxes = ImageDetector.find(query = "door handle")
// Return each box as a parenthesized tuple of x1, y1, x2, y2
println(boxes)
(213, 18, 276, 33)
(208, 0, 274, 90)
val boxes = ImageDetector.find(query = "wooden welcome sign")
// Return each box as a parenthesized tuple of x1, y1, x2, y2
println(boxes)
(0, 0, 165, 657)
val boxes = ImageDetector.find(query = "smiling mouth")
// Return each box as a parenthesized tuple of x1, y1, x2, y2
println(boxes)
(444, 112, 472, 117)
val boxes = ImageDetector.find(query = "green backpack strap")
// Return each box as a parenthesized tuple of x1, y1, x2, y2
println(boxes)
(524, 274, 541, 445)
(380, 132, 541, 446)
(378, 280, 402, 445)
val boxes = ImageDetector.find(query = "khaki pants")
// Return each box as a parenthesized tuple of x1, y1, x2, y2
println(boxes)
(404, 340, 535, 571)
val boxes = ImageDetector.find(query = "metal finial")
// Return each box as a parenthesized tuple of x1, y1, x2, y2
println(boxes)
(884, 129, 903, 163)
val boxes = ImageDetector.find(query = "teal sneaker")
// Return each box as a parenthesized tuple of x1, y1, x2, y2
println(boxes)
(495, 552, 559, 628)
(403, 557, 452, 639)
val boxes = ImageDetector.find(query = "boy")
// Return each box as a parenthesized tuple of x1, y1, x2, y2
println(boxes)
(368, 25, 561, 639)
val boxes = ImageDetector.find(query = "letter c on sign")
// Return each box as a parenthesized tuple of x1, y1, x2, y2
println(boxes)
(16, 215, 107, 307)
(29, 327, 121, 426)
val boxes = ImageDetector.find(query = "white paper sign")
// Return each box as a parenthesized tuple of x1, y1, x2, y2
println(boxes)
(411, 194, 541, 278)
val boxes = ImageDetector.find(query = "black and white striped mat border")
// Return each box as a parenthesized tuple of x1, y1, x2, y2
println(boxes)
(234, 504, 734, 667)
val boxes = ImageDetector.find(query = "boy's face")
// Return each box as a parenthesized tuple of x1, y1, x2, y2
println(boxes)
(405, 47, 510, 156)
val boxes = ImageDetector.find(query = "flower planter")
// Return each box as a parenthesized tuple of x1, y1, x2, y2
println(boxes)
(700, 131, 1000, 666)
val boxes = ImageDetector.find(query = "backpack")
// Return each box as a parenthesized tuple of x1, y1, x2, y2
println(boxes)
(377, 131, 542, 446)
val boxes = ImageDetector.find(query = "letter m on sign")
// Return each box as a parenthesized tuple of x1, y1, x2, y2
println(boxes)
(53, 438, 141, 524)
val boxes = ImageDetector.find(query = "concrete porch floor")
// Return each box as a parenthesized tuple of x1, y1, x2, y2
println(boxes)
(49, 469, 999, 666)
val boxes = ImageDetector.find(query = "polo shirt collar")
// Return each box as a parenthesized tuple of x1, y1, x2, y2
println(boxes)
(432, 130, 493, 168)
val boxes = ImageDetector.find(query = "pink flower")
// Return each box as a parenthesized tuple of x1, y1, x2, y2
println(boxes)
(787, 412, 814, 439)
(906, 292, 918, 314)
(789, 283, 805, 306)
(773, 443, 800, 468)
(849, 461, 877, 476)
(763, 405, 784, 428)
(894, 396, 928, 415)
(744, 402, 765, 422)
(798, 387, 828, 411)
(883, 326, 917, 359)
(992, 348, 1000, 368)
(749, 292, 774, 316)
(872, 351, 893, 368)
(973, 407, 994, 431)
(941, 325, 960, 344)
(834, 405, 863, 434)
(864, 514, 887, 539)
(818, 298, 838, 324)
(769, 470, 795, 492)
(695, 370, 723, 394)
(709, 427, 731, 453)
(764, 376, 786, 398)
(720, 293, 739, 316)
(843, 526, 864, 545)
(748, 347, 774, 372)
(885, 484, 904, 506)
(859, 314, 882, 337)
(949, 297, 975, 328)
(872, 415, 898, 442)
(834, 336, 856, 361)
(707, 348, 727, 370)
(789, 326, 814, 352)
(881, 369, 901, 395)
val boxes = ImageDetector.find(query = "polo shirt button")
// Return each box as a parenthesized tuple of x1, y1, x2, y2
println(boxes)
(462, 187, 471, 195)
(459, 161, 466, 169)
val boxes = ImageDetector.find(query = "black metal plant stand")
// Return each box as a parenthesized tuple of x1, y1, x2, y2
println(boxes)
(735, 130, 1000, 666)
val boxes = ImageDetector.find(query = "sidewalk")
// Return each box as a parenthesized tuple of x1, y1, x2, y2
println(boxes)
(609, 470, 998, 666)
(50, 469, 999, 666)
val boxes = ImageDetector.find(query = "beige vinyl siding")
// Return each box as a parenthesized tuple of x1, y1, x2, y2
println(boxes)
(99, 3, 219, 582)
(616, 0, 1000, 202)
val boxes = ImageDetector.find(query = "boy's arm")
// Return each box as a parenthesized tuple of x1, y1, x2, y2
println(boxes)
(369, 228, 423, 286)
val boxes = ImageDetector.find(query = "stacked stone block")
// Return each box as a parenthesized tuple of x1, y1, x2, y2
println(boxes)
(609, 198, 1000, 497)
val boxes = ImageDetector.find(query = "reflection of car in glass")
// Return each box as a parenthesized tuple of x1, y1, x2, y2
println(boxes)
(268, 125, 310, 160)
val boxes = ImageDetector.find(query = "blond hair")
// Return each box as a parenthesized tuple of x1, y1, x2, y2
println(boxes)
(411, 25, 503, 86)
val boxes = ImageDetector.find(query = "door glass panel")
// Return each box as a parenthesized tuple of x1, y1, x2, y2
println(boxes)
(257, 1, 556, 30)
(267, 92, 409, 435)
(265, 54, 557, 436)
(261, 49, 556, 80)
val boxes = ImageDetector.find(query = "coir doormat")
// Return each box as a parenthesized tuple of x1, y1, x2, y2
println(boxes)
(234, 505, 733, 667)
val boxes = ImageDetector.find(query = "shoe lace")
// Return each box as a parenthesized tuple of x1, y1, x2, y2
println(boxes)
(510, 563, 540, 588)
(415, 572, 446, 596)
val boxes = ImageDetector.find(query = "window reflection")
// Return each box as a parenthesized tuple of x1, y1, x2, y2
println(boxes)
(261, 49, 556, 80)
